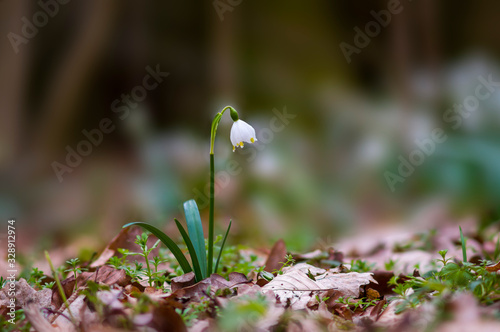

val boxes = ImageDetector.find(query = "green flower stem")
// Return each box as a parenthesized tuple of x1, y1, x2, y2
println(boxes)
(208, 153, 215, 275)
(210, 106, 235, 155)
(208, 106, 236, 275)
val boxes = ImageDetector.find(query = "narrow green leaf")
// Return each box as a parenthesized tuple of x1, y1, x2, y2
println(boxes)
(183, 200, 207, 278)
(214, 220, 232, 274)
(459, 226, 467, 262)
(174, 219, 204, 281)
(123, 222, 192, 274)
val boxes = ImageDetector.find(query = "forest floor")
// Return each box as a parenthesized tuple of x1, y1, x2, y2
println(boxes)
(2, 221, 500, 331)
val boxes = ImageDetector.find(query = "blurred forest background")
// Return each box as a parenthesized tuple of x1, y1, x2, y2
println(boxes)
(2, 0, 500, 258)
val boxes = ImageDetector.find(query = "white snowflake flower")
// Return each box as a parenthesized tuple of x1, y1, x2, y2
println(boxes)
(230, 119, 257, 152)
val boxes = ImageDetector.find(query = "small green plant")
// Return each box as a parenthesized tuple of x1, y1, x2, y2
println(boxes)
(176, 296, 214, 327)
(28, 267, 46, 289)
(107, 256, 126, 270)
(387, 227, 500, 314)
(42, 281, 55, 289)
(0, 309, 30, 332)
(335, 296, 378, 311)
(438, 261, 475, 287)
(274, 254, 295, 275)
(437, 250, 452, 266)
(64, 258, 88, 291)
(315, 294, 330, 303)
(118, 233, 161, 287)
(106, 234, 170, 288)
(384, 258, 397, 271)
(434, 228, 474, 288)
(388, 276, 427, 313)
(349, 259, 375, 273)
(123, 106, 257, 282)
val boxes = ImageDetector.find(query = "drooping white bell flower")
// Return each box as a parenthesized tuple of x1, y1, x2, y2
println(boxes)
(230, 119, 257, 152)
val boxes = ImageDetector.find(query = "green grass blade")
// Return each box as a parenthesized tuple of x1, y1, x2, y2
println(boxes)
(123, 222, 192, 274)
(174, 219, 204, 281)
(459, 226, 467, 262)
(214, 220, 232, 274)
(183, 199, 208, 278)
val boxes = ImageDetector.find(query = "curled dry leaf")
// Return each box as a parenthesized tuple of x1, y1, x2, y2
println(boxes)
(91, 226, 144, 267)
(171, 272, 196, 291)
(263, 238, 287, 273)
(262, 263, 376, 309)
(485, 261, 500, 272)
(369, 271, 396, 297)
(293, 249, 324, 261)
(257, 239, 286, 287)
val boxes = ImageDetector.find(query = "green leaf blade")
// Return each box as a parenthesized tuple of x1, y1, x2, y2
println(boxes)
(183, 199, 208, 278)
(174, 219, 204, 281)
(214, 220, 232, 274)
(459, 226, 467, 262)
(123, 222, 192, 274)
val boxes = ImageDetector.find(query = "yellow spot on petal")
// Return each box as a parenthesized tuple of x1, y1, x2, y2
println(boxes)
(233, 146, 235, 152)
(250, 137, 255, 143)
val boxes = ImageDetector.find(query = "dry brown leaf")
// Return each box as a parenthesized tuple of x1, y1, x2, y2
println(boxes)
(171, 272, 196, 292)
(171, 273, 251, 303)
(262, 263, 376, 309)
(370, 298, 387, 320)
(90, 226, 144, 267)
(369, 270, 396, 297)
(52, 265, 130, 309)
(485, 261, 500, 272)
(235, 283, 263, 297)
(293, 249, 323, 260)
(263, 239, 287, 273)
(147, 304, 187, 332)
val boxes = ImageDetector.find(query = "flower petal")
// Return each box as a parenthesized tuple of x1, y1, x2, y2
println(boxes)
(230, 119, 257, 150)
